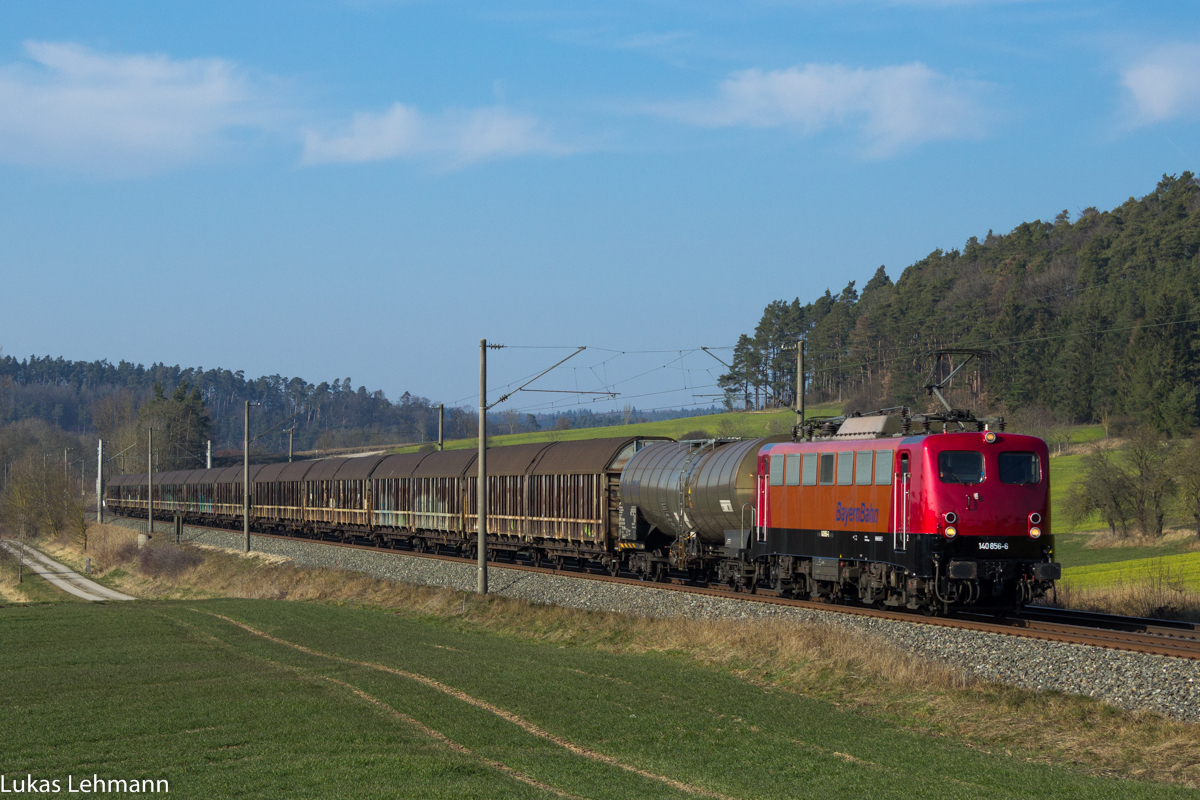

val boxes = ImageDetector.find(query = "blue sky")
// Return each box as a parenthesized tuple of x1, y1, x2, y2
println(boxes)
(1, 1, 1198, 415)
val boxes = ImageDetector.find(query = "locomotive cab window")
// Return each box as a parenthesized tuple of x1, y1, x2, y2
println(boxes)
(999, 452, 1041, 485)
(769, 454, 785, 486)
(855, 451, 873, 485)
(819, 453, 835, 485)
(785, 454, 801, 486)
(938, 451, 985, 485)
(801, 453, 818, 486)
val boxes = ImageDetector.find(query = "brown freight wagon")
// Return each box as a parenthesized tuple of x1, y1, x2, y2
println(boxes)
(105, 436, 666, 565)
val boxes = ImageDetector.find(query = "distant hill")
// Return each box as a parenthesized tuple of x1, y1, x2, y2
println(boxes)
(722, 172, 1200, 434)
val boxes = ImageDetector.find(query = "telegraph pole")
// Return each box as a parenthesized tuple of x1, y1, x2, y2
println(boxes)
(471, 340, 580, 594)
(287, 428, 294, 463)
(797, 339, 806, 429)
(477, 340, 488, 595)
(95, 440, 103, 524)
(143, 428, 153, 548)
(206, 439, 212, 469)
(437, 405, 444, 451)
(244, 401, 251, 553)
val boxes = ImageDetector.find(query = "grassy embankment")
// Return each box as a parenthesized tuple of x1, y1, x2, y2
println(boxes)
(2, 523, 1199, 795)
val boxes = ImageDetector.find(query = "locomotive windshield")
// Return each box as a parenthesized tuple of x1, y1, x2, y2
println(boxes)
(938, 451, 984, 484)
(999, 452, 1041, 485)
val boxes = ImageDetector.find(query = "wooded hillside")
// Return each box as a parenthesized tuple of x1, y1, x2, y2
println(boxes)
(721, 173, 1200, 434)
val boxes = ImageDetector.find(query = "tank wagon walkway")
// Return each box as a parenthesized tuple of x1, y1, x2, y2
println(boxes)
(0, 541, 135, 602)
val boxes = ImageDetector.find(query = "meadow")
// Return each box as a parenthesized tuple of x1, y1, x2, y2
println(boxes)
(3, 596, 1199, 799)
(2, 524, 1200, 794)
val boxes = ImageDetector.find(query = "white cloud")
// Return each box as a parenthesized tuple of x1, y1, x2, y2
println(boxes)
(0, 41, 274, 175)
(659, 62, 991, 157)
(301, 103, 572, 168)
(1120, 44, 1200, 127)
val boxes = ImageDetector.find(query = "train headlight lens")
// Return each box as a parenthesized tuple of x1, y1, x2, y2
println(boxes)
(983, 431, 997, 444)
(1029, 512, 1042, 525)
(944, 511, 958, 524)
(944, 526, 958, 539)
(1029, 526, 1042, 539)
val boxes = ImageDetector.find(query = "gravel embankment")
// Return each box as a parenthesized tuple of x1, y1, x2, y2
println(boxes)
(112, 517, 1200, 723)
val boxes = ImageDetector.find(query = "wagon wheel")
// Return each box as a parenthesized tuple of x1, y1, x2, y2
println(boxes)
(530, 549, 543, 568)
(608, 559, 621, 577)
(467, 544, 477, 561)
(553, 555, 564, 571)
(413, 538, 426, 553)
(652, 562, 665, 583)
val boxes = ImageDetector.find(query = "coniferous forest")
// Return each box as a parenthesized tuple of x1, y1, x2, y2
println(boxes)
(720, 172, 1200, 435)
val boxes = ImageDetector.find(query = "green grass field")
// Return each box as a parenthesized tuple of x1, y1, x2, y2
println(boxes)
(1059, 551, 1200, 591)
(1, 599, 1190, 799)
(392, 404, 843, 454)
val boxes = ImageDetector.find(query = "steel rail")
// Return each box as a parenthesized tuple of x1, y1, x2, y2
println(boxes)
(110, 513, 1200, 661)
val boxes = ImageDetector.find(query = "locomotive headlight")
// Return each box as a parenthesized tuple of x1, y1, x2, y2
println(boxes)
(1029, 512, 1042, 525)
(983, 431, 997, 444)
(944, 511, 958, 524)
(944, 526, 958, 539)
(1029, 526, 1042, 539)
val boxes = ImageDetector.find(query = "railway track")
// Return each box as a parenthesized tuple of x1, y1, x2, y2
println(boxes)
(117, 514, 1200, 661)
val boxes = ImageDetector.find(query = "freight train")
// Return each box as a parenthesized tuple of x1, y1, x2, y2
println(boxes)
(105, 410, 1060, 613)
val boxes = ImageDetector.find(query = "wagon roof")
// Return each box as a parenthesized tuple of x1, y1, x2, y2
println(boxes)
(255, 460, 317, 483)
(226, 465, 265, 484)
(530, 437, 672, 475)
(213, 465, 245, 484)
(303, 458, 348, 481)
(370, 452, 433, 479)
(186, 467, 229, 484)
(484, 442, 555, 476)
(333, 455, 389, 480)
(411, 449, 478, 478)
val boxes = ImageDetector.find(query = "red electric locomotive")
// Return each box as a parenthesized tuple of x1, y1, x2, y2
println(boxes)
(618, 412, 1060, 613)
